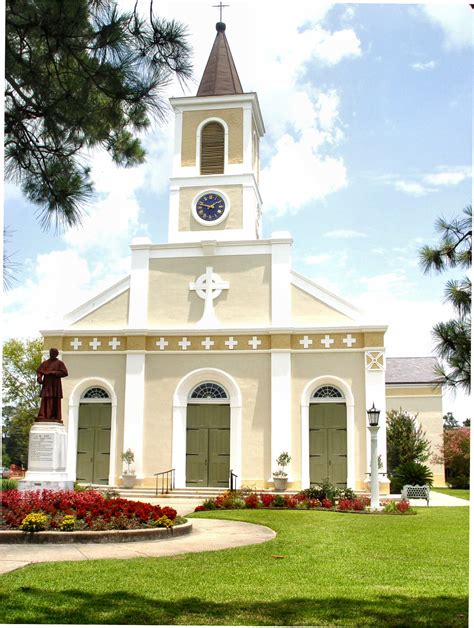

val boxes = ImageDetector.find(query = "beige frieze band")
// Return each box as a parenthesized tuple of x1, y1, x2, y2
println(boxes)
(44, 331, 384, 352)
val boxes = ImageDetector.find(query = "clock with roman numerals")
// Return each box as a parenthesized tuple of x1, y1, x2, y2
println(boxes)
(192, 190, 230, 226)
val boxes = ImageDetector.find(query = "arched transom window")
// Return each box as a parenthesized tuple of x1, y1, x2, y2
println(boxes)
(189, 382, 229, 401)
(81, 387, 110, 400)
(200, 121, 225, 175)
(312, 385, 344, 400)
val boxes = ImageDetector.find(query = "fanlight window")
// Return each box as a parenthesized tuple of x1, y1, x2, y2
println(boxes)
(200, 121, 225, 175)
(82, 387, 110, 399)
(190, 382, 228, 400)
(312, 385, 344, 399)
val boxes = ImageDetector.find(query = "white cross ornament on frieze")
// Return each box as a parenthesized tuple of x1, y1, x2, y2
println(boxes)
(190, 266, 229, 328)
(156, 338, 169, 351)
(71, 337, 82, 350)
(179, 337, 191, 351)
(343, 334, 356, 348)
(225, 336, 238, 350)
(321, 335, 334, 348)
(202, 337, 215, 350)
(248, 336, 261, 350)
(299, 335, 313, 349)
(108, 337, 121, 350)
(89, 338, 101, 351)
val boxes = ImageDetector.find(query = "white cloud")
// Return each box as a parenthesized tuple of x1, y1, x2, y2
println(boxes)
(261, 134, 347, 215)
(421, 5, 473, 50)
(323, 229, 367, 239)
(312, 28, 362, 66)
(394, 180, 432, 196)
(424, 166, 471, 186)
(411, 60, 436, 71)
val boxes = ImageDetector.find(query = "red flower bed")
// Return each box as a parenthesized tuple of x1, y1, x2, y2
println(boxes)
(0, 489, 176, 531)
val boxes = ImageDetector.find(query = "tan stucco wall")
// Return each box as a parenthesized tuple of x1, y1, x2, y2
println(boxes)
(291, 352, 368, 489)
(291, 285, 353, 325)
(69, 292, 129, 329)
(148, 254, 271, 327)
(143, 353, 271, 486)
(61, 354, 127, 484)
(385, 389, 445, 486)
(182, 108, 243, 167)
(178, 185, 243, 232)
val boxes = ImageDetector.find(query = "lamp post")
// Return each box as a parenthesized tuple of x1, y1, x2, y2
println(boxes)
(367, 403, 381, 510)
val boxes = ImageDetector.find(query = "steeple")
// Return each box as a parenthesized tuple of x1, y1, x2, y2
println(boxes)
(197, 22, 244, 97)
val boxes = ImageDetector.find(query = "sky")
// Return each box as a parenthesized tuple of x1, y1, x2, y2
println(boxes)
(3, 1, 472, 419)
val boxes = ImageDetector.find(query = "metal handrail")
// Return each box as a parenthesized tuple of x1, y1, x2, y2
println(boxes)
(229, 469, 238, 491)
(154, 468, 175, 496)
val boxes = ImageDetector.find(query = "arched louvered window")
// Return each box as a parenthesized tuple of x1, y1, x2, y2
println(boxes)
(312, 385, 344, 400)
(81, 387, 110, 400)
(190, 382, 229, 400)
(200, 121, 225, 175)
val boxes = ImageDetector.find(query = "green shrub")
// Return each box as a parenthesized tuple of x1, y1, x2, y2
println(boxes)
(152, 515, 174, 528)
(298, 479, 342, 502)
(448, 475, 470, 489)
(386, 408, 430, 474)
(0, 478, 18, 490)
(391, 461, 434, 493)
(202, 498, 217, 510)
(273, 495, 286, 507)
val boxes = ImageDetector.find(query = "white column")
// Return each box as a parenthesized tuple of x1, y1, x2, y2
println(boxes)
(123, 353, 146, 478)
(172, 404, 187, 488)
(271, 232, 292, 327)
(171, 109, 183, 175)
(364, 351, 387, 488)
(128, 238, 151, 328)
(270, 352, 292, 481)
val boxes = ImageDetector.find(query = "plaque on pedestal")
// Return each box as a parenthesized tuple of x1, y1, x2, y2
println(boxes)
(18, 422, 73, 491)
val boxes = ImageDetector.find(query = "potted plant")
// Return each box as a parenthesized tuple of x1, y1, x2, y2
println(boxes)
(121, 449, 136, 488)
(273, 451, 291, 491)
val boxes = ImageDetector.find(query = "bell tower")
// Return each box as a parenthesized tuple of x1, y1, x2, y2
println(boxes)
(168, 21, 265, 243)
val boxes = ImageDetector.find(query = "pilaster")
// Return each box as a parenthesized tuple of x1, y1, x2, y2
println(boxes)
(128, 237, 151, 328)
(270, 351, 292, 481)
(123, 353, 146, 478)
(364, 350, 388, 489)
(271, 232, 292, 326)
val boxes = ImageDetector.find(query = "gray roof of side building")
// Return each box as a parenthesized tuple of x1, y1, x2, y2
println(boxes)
(385, 357, 443, 385)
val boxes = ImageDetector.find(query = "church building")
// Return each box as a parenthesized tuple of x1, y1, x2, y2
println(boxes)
(41, 22, 444, 492)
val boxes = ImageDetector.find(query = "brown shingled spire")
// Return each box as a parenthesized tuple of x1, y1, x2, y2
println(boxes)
(197, 22, 244, 96)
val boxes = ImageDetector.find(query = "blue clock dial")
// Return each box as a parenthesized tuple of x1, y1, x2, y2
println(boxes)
(195, 192, 226, 222)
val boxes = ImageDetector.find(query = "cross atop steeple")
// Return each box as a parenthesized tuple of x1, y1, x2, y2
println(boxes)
(212, 2, 229, 22)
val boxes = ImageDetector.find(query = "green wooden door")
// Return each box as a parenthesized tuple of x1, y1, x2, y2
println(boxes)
(186, 404, 230, 487)
(76, 404, 111, 485)
(309, 403, 347, 487)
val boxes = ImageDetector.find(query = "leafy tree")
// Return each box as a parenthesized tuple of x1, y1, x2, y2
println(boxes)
(433, 427, 470, 489)
(419, 206, 471, 393)
(2, 338, 43, 466)
(463, 418, 470, 427)
(443, 412, 459, 430)
(386, 408, 431, 475)
(5, 0, 192, 230)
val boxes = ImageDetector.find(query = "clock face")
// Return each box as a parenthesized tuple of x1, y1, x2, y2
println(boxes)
(194, 192, 227, 223)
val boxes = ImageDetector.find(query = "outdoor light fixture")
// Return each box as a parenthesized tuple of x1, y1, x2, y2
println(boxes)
(367, 403, 380, 426)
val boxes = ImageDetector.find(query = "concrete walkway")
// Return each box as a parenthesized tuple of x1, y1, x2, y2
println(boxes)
(410, 490, 469, 507)
(0, 518, 276, 575)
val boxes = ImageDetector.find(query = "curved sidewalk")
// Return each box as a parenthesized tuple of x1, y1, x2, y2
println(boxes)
(0, 518, 276, 575)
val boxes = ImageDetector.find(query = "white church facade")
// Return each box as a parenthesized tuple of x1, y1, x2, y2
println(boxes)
(41, 22, 444, 492)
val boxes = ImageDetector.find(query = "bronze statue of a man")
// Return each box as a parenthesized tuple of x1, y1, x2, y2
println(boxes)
(36, 348, 68, 422)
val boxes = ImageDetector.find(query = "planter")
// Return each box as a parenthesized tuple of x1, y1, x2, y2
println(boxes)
(273, 476, 288, 491)
(122, 474, 137, 489)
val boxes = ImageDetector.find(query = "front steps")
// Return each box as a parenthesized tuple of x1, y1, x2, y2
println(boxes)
(113, 486, 300, 500)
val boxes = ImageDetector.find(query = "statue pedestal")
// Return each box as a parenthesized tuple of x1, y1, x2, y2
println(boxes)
(18, 422, 73, 491)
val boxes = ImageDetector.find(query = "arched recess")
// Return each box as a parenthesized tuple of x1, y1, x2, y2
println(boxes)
(173, 368, 242, 488)
(196, 117, 229, 175)
(301, 375, 355, 489)
(67, 378, 117, 486)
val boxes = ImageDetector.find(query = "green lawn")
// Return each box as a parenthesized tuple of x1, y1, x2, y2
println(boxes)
(433, 487, 470, 501)
(0, 508, 468, 626)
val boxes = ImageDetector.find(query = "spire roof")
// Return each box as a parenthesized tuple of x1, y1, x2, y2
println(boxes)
(197, 22, 244, 97)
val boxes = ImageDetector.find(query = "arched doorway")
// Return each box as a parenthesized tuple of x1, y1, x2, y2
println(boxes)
(309, 385, 348, 487)
(76, 387, 112, 485)
(186, 382, 230, 487)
